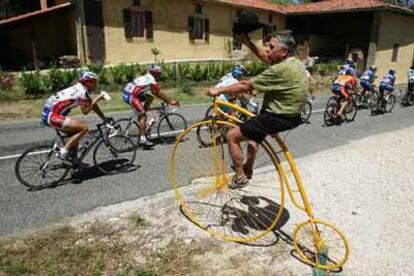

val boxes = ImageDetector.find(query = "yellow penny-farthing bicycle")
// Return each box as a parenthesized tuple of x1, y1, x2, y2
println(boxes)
(169, 97, 350, 271)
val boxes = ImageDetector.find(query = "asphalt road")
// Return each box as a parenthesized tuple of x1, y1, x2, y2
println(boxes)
(0, 94, 413, 237)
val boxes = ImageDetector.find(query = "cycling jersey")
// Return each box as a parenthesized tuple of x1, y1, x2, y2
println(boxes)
(408, 69, 414, 82)
(379, 74, 396, 93)
(40, 83, 91, 129)
(339, 65, 356, 77)
(123, 73, 160, 113)
(332, 75, 356, 101)
(360, 70, 376, 83)
(215, 73, 239, 113)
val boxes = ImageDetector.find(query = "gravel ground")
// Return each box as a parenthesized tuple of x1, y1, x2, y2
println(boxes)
(70, 126, 414, 275)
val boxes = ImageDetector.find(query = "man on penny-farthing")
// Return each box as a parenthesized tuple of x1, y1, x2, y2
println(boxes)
(208, 13, 308, 189)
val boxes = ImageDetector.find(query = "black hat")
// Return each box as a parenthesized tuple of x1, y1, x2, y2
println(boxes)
(233, 11, 263, 35)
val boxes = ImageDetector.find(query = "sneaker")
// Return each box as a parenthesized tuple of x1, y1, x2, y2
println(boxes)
(139, 138, 154, 147)
(231, 164, 253, 180)
(229, 175, 249, 189)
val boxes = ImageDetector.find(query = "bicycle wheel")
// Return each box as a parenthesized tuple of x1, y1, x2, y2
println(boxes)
(323, 96, 338, 126)
(15, 145, 69, 190)
(385, 94, 396, 112)
(93, 135, 136, 174)
(114, 118, 140, 145)
(369, 91, 380, 114)
(293, 219, 350, 270)
(301, 101, 312, 124)
(204, 105, 214, 119)
(157, 113, 188, 144)
(344, 95, 357, 122)
(170, 120, 285, 243)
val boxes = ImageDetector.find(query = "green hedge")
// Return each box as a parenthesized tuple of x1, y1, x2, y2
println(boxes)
(11, 59, 339, 98)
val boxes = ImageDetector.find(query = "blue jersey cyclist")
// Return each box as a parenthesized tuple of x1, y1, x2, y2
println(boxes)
(215, 65, 257, 114)
(379, 69, 396, 98)
(408, 66, 414, 92)
(360, 65, 377, 93)
(339, 59, 357, 77)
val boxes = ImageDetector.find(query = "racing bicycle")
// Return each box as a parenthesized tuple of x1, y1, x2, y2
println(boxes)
(15, 120, 136, 190)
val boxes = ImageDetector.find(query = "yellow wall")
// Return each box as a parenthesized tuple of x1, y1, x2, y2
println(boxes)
(102, 0, 286, 64)
(376, 12, 414, 84)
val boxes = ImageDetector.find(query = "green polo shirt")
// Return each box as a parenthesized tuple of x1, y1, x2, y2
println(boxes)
(252, 57, 308, 116)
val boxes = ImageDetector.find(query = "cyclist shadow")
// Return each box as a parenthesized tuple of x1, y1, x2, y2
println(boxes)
(69, 163, 140, 184)
(222, 195, 290, 247)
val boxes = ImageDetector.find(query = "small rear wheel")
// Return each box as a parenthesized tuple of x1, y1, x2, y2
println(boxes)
(15, 145, 69, 190)
(293, 219, 350, 270)
(93, 135, 136, 174)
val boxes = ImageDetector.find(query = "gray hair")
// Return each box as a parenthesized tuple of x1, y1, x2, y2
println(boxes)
(271, 30, 296, 56)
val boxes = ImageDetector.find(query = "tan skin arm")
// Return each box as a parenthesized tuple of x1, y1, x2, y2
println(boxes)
(80, 95, 106, 119)
(240, 34, 271, 64)
(208, 80, 253, 97)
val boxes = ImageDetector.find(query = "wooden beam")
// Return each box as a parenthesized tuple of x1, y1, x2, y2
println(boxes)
(40, 0, 48, 10)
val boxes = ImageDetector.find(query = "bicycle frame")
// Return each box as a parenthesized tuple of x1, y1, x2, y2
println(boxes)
(208, 98, 316, 218)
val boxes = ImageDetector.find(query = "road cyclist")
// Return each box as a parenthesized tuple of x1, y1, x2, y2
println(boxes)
(122, 64, 179, 147)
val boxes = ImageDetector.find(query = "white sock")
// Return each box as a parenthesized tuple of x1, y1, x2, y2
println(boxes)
(140, 135, 147, 143)
(59, 148, 68, 158)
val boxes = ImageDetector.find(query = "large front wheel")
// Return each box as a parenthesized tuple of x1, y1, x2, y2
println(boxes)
(170, 120, 285, 243)
(93, 135, 136, 174)
(157, 113, 188, 144)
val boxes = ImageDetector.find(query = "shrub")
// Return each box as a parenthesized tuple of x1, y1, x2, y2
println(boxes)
(20, 71, 49, 97)
(314, 59, 341, 76)
(178, 80, 194, 95)
(0, 71, 14, 90)
(48, 66, 78, 92)
(87, 61, 105, 74)
(110, 64, 128, 84)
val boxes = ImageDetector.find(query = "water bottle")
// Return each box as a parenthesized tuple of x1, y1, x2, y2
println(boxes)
(147, 118, 156, 128)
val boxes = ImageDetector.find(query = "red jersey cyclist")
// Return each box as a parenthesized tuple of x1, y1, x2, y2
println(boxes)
(40, 71, 109, 160)
(123, 64, 178, 146)
(331, 68, 357, 120)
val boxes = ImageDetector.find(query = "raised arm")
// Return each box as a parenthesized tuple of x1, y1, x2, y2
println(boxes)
(208, 80, 253, 97)
(240, 34, 271, 64)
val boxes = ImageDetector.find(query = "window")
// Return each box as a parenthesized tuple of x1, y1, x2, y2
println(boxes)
(188, 16, 209, 41)
(392, 44, 399, 62)
(268, 14, 273, 23)
(263, 25, 276, 45)
(236, 9, 242, 18)
(123, 8, 153, 39)
(132, 0, 140, 6)
(195, 4, 203, 14)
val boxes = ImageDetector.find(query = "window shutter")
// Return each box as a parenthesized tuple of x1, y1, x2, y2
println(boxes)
(123, 9, 132, 38)
(188, 16, 195, 40)
(145, 11, 153, 39)
(204, 18, 209, 42)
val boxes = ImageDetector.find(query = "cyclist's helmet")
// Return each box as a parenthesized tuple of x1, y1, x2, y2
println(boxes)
(78, 71, 98, 83)
(231, 65, 246, 80)
(346, 58, 354, 65)
(388, 69, 396, 75)
(149, 64, 162, 78)
(369, 65, 377, 72)
(345, 68, 354, 76)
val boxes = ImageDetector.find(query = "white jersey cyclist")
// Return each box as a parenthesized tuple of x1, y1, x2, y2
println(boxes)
(41, 83, 91, 129)
(123, 73, 160, 113)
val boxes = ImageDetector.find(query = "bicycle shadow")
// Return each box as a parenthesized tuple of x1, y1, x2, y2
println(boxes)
(180, 195, 290, 247)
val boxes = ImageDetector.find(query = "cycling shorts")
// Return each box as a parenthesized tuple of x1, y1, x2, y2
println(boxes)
(360, 80, 373, 91)
(331, 84, 350, 101)
(240, 110, 301, 143)
(123, 90, 146, 113)
(40, 105, 70, 129)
